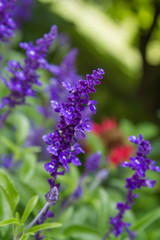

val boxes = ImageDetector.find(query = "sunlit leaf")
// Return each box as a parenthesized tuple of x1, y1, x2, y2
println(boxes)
(131, 208, 160, 233)
(28, 222, 62, 233)
(0, 218, 19, 227)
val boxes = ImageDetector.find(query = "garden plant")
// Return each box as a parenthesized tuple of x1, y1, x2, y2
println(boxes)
(1, 1, 160, 240)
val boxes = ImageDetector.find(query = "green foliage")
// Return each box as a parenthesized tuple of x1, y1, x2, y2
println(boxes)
(21, 195, 39, 224)
(132, 208, 160, 233)
(87, 133, 107, 157)
(120, 119, 159, 139)
(8, 113, 30, 145)
(0, 169, 19, 215)
(28, 222, 62, 233)
(0, 218, 19, 227)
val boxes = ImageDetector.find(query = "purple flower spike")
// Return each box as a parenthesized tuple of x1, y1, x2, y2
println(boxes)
(85, 151, 101, 172)
(0, 25, 57, 110)
(104, 134, 160, 240)
(43, 68, 104, 192)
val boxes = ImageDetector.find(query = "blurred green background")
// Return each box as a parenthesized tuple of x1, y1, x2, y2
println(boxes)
(20, 0, 160, 124)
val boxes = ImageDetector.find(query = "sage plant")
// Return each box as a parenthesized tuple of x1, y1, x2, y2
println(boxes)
(103, 134, 160, 239)
(43, 68, 104, 192)
(0, 25, 57, 127)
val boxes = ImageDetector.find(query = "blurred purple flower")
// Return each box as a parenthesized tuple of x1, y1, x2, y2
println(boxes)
(13, 0, 34, 28)
(0, 25, 57, 110)
(0, 0, 17, 43)
(1, 155, 13, 169)
(85, 151, 101, 172)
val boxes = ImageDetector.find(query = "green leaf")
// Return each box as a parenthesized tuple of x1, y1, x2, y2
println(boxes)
(120, 119, 159, 139)
(87, 133, 106, 157)
(15, 212, 20, 221)
(24, 146, 41, 154)
(64, 225, 100, 239)
(28, 222, 62, 233)
(0, 169, 19, 215)
(19, 233, 32, 240)
(19, 153, 36, 182)
(136, 122, 159, 139)
(97, 188, 109, 234)
(0, 136, 19, 155)
(21, 195, 39, 224)
(0, 218, 19, 227)
(131, 208, 160, 233)
(9, 113, 30, 145)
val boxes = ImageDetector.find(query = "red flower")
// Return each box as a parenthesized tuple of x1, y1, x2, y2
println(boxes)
(92, 118, 117, 135)
(108, 145, 134, 166)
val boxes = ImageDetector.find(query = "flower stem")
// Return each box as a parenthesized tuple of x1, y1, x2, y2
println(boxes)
(26, 202, 51, 231)
(102, 228, 113, 240)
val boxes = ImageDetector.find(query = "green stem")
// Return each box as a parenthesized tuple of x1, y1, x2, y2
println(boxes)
(25, 202, 50, 231)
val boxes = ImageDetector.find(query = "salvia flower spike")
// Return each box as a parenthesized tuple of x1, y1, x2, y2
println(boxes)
(103, 134, 160, 240)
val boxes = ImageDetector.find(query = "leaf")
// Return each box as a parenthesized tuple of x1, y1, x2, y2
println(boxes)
(21, 195, 39, 224)
(0, 136, 23, 161)
(97, 188, 109, 234)
(87, 133, 106, 157)
(24, 146, 41, 154)
(59, 206, 74, 223)
(10, 113, 30, 145)
(0, 218, 19, 227)
(0, 169, 19, 215)
(19, 233, 32, 240)
(63, 225, 100, 239)
(28, 222, 62, 233)
(119, 119, 135, 136)
(136, 122, 159, 139)
(19, 153, 36, 182)
(131, 208, 160, 233)
(0, 136, 20, 155)
(120, 119, 159, 139)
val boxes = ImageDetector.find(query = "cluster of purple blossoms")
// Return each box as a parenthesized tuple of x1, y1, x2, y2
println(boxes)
(0, 25, 57, 110)
(0, 0, 17, 43)
(104, 134, 160, 240)
(42, 68, 105, 196)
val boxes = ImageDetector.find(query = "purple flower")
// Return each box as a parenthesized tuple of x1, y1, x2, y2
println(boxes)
(85, 151, 101, 172)
(0, 0, 17, 43)
(13, 0, 34, 28)
(0, 155, 13, 169)
(43, 68, 104, 192)
(0, 25, 57, 110)
(104, 134, 160, 240)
